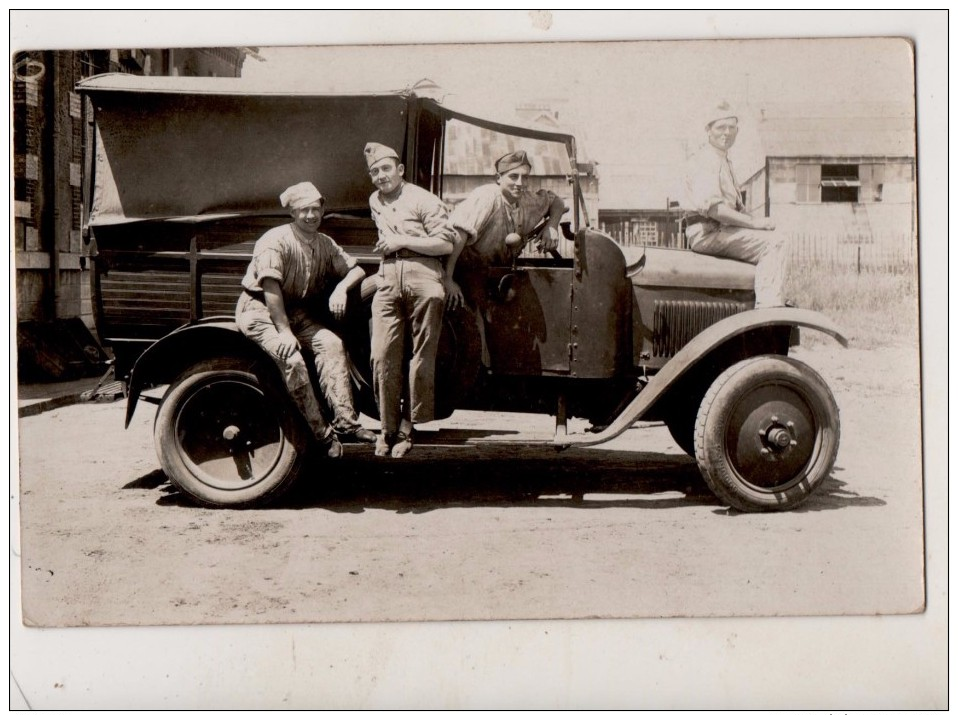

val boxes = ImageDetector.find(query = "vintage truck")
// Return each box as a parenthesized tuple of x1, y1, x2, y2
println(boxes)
(77, 74, 846, 512)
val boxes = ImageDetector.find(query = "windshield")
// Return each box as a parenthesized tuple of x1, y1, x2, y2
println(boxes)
(440, 117, 578, 257)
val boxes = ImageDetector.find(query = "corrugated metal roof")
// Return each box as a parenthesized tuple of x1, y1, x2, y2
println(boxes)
(754, 102, 915, 157)
(443, 119, 574, 176)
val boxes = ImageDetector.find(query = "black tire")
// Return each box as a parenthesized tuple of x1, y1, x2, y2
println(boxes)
(154, 357, 308, 508)
(694, 355, 840, 512)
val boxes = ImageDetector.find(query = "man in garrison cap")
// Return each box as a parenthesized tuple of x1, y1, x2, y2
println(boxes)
(683, 101, 789, 308)
(235, 181, 378, 458)
(364, 142, 459, 458)
(444, 149, 567, 310)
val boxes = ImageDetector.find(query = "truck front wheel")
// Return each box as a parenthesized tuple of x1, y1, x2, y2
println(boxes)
(694, 355, 840, 512)
(154, 358, 307, 508)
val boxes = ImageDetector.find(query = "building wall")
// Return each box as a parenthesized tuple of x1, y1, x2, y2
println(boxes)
(742, 156, 915, 241)
(12, 48, 246, 329)
(13, 51, 95, 324)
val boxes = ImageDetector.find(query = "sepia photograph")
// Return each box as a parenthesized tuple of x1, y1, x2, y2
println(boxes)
(9, 10, 946, 710)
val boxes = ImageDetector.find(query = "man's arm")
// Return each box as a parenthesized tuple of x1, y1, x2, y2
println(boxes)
(261, 277, 300, 360)
(538, 194, 568, 251)
(442, 229, 468, 310)
(707, 203, 775, 230)
(328, 265, 366, 320)
(374, 233, 453, 256)
(373, 193, 456, 257)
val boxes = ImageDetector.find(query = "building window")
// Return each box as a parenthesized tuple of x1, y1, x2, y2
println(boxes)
(795, 163, 821, 203)
(820, 164, 860, 203)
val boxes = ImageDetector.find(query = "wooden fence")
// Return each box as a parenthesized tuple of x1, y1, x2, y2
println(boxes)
(602, 229, 916, 275)
(786, 232, 917, 274)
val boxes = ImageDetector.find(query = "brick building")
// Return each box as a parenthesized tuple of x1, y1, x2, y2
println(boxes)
(13, 48, 247, 327)
(13, 48, 247, 379)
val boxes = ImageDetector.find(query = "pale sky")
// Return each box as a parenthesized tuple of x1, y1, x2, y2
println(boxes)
(241, 38, 915, 207)
(9, 12, 919, 208)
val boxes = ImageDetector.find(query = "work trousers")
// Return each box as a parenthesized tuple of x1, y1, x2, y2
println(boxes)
(371, 256, 445, 436)
(235, 292, 362, 440)
(689, 225, 788, 308)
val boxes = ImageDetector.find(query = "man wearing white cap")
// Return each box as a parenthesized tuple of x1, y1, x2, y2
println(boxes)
(235, 181, 377, 458)
(684, 102, 789, 308)
(445, 149, 567, 309)
(364, 142, 458, 458)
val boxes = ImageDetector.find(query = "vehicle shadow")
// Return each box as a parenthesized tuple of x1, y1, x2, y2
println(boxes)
(127, 445, 883, 515)
(290, 444, 715, 513)
(707, 469, 886, 516)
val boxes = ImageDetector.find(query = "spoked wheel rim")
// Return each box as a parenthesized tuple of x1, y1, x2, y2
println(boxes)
(174, 377, 289, 492)
(723, 379, 822, 492)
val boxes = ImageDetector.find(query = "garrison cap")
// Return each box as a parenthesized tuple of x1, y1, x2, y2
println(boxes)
(364, 142, 400, 168)
(495, 150, 532, 175)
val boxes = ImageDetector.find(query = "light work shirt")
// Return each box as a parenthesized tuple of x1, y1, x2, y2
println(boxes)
(240, 223, 357, 301)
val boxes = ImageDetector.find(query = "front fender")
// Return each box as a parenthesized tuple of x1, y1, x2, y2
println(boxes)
(556, 307, 847, 447)
(124, 320, 276, 427)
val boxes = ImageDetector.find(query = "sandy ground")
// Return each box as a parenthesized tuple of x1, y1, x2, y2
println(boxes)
(15, 341, 924, 627)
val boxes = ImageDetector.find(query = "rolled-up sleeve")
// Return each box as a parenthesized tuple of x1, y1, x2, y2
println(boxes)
(451, 186, 498, 246)
(419, 195, 457, 244)
(327, 238, 358, 278)
(242, 233, 286, 291)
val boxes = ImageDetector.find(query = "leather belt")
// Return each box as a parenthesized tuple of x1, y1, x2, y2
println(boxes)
(384, 249, 426, 259)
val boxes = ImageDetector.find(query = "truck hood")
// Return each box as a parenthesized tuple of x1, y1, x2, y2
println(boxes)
(618, 244, 755, 291)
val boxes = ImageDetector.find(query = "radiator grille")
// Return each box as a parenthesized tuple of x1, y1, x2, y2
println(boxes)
(652, 299, 747, 357)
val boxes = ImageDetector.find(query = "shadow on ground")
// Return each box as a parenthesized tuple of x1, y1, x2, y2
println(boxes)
(123, 438, 884, 515)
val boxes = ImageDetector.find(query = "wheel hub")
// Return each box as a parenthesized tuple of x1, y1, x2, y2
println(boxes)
(726, 387, 818, 490)
(175, 379, 286, 490)
(758, 415, 798, 456)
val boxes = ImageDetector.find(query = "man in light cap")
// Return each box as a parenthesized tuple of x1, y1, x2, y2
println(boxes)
(444, 149, 567, 309)
(364, 142, 459, 458)
(683, 101, 789, 308)
(235, 181, 377, 458)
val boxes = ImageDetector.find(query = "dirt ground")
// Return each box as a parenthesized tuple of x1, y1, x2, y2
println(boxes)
(15, 341, 924, 627)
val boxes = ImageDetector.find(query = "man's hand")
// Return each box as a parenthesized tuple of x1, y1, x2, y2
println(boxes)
(444, 277, 464, 310)
(535, 225, 560, 253)
(373, 235, 406, 255)
(753, 217, 776, 231)
(329, 287, 349, 320)
(274, 328, 300, 361)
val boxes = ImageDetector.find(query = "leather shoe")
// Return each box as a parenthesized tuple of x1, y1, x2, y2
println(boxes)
(318, 435, 343, 459)
(391, 431, 414, 458)
(340, 428, 378, 444)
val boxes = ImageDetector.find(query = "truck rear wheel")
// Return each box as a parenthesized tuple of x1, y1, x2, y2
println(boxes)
(694, 355, 840, 512)
(154, 358, 307, 508)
